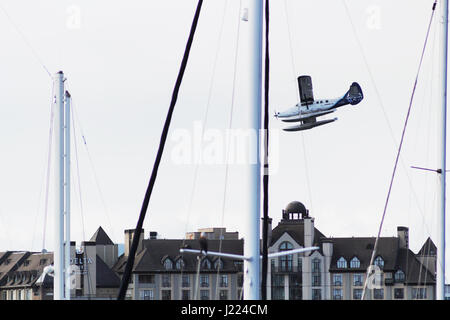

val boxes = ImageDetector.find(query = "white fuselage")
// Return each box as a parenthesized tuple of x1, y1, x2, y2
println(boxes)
(275, 98, 341, 120)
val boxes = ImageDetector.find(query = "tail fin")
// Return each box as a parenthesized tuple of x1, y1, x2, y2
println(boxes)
(346, 82, 363, 105)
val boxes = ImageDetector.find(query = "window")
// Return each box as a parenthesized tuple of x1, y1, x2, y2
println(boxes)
(175, 259, 185, 270)
(279, 242, 294, 271)
(353, 288, 363, 300)
(200, 290, 209, 300)
(181, 274, 190, 287)
(312, 258, 321, 272)
(353, 273, 363, 286)
(219, 290, 228, 300)
(163, 258, 173, 270)
(312, 274, 321, 287)
(333, 288, 342, 300)
(333, 274, 342, 286)
(161, 290, 171, 300)
(337, 257, 347, 268)
(412, 287, 427, 299)
(394, 288, 404, 299)
(214, 259, 224, 270)
(181, 290, 190, 300)
(219, 275, 228, 287)
(312, 258, 321, 286)
(289, 274, 302, 300)
(238, 274, 244, 287)
(312, 289, 322, 300)
(374, 256, 384, 269)
(23, 260, 30, 267)
(394, 270, 405, 283)
(271, 274, 285, 300)
(39, 259, 46, 266)
(350, 257, 360, 268)
(201, 258, 211, 270)
(141, 290, 153, 300)
(200, 274, 209, 287)
(373, 288, 384, 300)
(161, 274, 171, 287)
(138, 274, 155, 284)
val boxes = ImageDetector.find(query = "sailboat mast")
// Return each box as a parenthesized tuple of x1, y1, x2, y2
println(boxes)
(64, 90, 71, 300)
(53, 71, 65, 300)
(244, 0, 263, 300)
(438, 0, 448, 301)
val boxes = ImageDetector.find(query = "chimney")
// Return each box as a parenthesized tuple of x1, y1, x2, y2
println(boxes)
(124, 229, 145, 256)
(397, 226, 409, 249)
(149, 231, 158, 240)
(304, 217, 314, 248)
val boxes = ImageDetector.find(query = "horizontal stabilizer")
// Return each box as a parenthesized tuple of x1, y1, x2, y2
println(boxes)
(283, 118, 337, 132)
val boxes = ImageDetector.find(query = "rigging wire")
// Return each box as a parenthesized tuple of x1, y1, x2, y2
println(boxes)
(282, 0, 315, 211)
(176, 0, 230, 299)
(361, 0, 438, 300)
(214, 0, 244, 300)
(29, 85, 55, 251)
(341, 0, 436, 238)
(41, 86, 55, 250)
(0, 3, 52, 78)
(180, 0, 229, 252)
(117, 0, 204, 300)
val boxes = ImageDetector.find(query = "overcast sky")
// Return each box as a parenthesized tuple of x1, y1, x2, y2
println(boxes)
(0, 0, 448, 280)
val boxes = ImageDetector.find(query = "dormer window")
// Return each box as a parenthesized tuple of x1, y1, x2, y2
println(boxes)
(394, 270, 405, 283)
(350, 257, 360, 268)
(337, 257, 347, 268)
(214, 258, 224, 270)
(201, 258, 211, 270)
(374, 256, 384, 269)
(175, 258, 185, 270)
(163, 258, 173, 270)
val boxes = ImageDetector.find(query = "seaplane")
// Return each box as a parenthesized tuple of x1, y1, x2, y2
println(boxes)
(274, 75, 364, 131)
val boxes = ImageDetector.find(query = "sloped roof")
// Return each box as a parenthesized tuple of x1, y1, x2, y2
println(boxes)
(270, 219, 326, 247)
(417, 237, 437, 256)
(329, 237, 399, 271)
(96, 255, 120, 288)
(114, 239, 244, 274)
(395, 248, 435, 285)
(90, 226, 114, 246)
(0, 252, 30, 285)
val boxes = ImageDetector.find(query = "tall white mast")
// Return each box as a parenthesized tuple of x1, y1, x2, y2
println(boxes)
(53, 71, 65, 300)
(438, 0, 448, 301)
(244, 0, 263, 300)
(53, 71, 71, 300)
(64, 90, 71, 300)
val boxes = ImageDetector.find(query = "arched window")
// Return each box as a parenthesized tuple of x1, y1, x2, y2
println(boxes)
(163, 258, 173, 270)
(337, 257, 347, 268)
(175, 258, 185, 270)
(350, 257, 360, 268)
(214, 258, 224, 270)
(279, 242, 293, 271)
(394, 270, 405, 283)
(201, 258, 211, 270)
(374, 256, 384, 269)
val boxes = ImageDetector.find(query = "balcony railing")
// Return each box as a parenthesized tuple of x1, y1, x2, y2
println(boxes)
(271, 265, 301, 273)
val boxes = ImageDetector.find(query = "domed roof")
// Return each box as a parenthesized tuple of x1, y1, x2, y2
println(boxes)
(285, 201, 307, 215)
